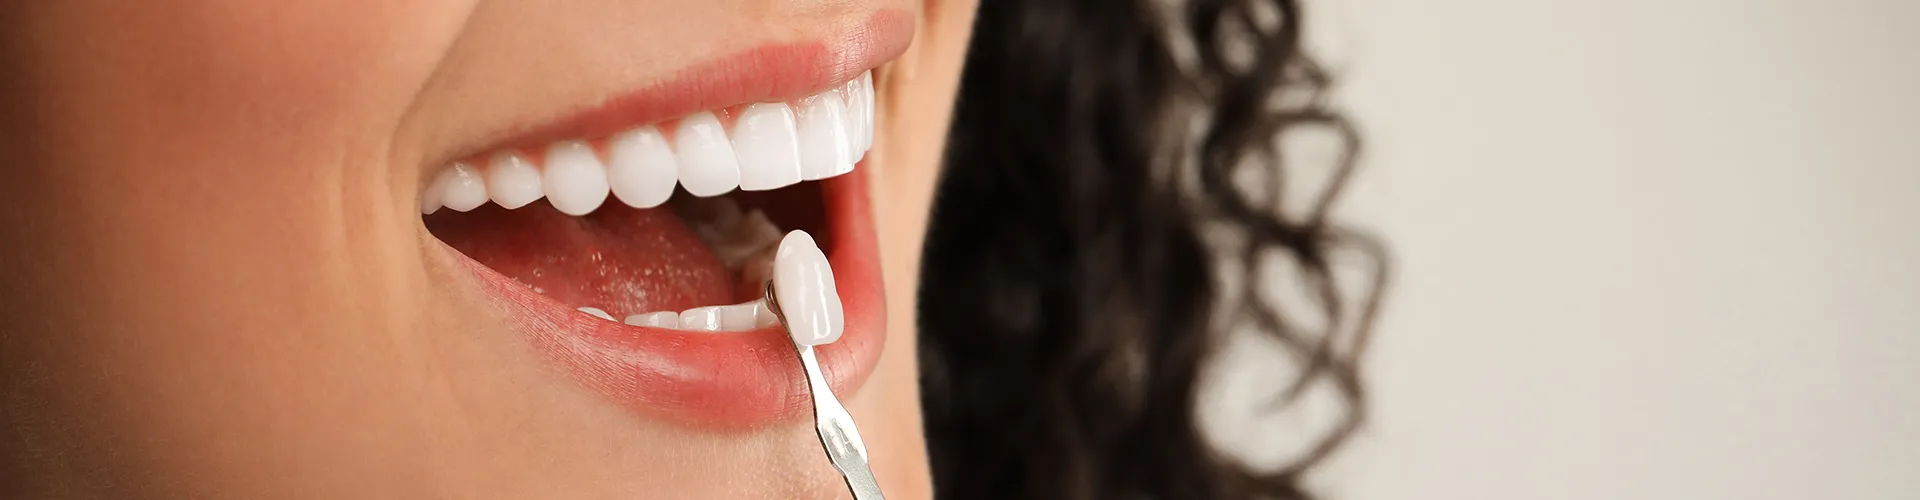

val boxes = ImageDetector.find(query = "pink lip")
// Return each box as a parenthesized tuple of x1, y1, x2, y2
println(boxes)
(441, 11, 909, 427)
(467, 9, 913, 156)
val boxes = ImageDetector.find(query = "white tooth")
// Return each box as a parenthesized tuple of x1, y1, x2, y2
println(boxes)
(419, 174, 445, 215)
(437, 162, 489, 212)
(607, 125, 679, 209)
(755, 302, 780, 328)
(860, 71, 875, 153)
(485, 151, 543, 209)
(673, 111, 742, 197)
(772, 230, 843, 346)
(542, 140, 611, 216)
(843, 77, 868, 161)
(796, 94, 855, 181)
(576, 306, 615, 322)
(623, 311, 680, 328)
(677, 306, 725, 332)
(718, 301, 768, 331)
(733, 103, 805, 191)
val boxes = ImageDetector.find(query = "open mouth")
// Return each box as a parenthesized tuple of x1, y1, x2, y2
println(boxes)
(418, 65, 889, 427)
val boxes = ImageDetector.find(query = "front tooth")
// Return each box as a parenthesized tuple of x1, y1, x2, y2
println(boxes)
(542, 140, 611, 216)
(486, 151, 543, 209)
(678, 306, 725, 331)
(796, 94, 855, 181)
(577, 306, 615, 322)
(607, 125, 679, 209)
(673, 111, 742, 197)
(733, 103, 805, 191)
(437, 161, 489, 212)
(623, 311, 679, 328)
(772, 230, 844, 346)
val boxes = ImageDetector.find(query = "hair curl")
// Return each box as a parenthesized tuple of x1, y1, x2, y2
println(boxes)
(916, 0, 1388, 498)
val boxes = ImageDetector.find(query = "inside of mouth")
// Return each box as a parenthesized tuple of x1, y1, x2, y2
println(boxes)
(423, 183, 829, 321)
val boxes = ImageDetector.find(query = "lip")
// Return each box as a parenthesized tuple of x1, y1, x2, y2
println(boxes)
(445, 9, 914, 164)
(429, 12, 909, 428)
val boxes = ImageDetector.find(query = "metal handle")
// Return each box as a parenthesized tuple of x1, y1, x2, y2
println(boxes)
(765, 282, 885, 500)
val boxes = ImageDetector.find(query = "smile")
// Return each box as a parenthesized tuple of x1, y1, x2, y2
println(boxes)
(417, 12, 909, 428)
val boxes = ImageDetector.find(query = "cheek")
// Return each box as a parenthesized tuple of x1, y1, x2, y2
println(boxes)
(20, 0, 473, 211)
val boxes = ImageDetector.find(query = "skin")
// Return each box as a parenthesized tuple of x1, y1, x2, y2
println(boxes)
(0, 0, 977, 498)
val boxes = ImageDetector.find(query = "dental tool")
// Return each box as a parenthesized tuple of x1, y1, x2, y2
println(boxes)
(764, 230, 884, 500)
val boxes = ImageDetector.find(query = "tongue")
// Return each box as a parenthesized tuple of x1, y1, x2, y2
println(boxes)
(426, 200, 734, 319)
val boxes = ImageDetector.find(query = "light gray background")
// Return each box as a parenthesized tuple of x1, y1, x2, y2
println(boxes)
(1204, 1, 1920, 498)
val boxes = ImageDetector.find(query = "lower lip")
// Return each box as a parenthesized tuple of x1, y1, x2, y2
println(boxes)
(451, 165, 884, 428)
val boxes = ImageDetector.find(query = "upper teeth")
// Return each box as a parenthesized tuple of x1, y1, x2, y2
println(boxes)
(421, 71, 875, 215)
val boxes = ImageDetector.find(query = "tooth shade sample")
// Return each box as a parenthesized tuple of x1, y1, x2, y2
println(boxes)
(733, 103, 805, 191)
(606, 125, 679, 208)
(486, 151, 543, 209)
(438, 161, 489, 212)
(673, 111, 742, 197)
(542, 141, 611, 216)
(797, 95, 855, 181)
(772, 230, 843, 346)
(577, 307, 615, 322)
(623, 311, 679, 328)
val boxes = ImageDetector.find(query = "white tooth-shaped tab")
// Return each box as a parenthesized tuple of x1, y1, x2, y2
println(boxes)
(733, 103, 805, 191)
(673, 111, 742, 197)
(542, 140, 611, 216)
(577, 306, 615, 322)
(678, 306, 725, 332)
(607, 125, 679, 209)
(437, 162, 489, 212)
(772, 230, 844, 346)
(486, 151, 543, 209)
(796, 94, 855, 181)
(623, 311, 679, 328)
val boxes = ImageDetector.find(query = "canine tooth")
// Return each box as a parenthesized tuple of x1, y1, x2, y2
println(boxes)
(486, 151, 543, 209)
(607, 125, 679, 209)
(623, 311, 679, 328)
(733, 103, 805, 191)
(420, 175, 445, 215)
(576, 306, 615, 322)
(859, 71, 875, 152)
(677, 306, 725, 332)
(673, 111, 742, 197)
(796, 94, 855, 181)
(437, 162, 489, 212)
(542, 140, 611, 216)
(772, 230, 843, 346)
(843, 71, 874, 156)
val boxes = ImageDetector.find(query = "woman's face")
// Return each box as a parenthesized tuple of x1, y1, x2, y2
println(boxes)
(0, 0, 975, 497)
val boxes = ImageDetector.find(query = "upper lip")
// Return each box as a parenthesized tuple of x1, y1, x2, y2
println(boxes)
(438, 9, 913, 166)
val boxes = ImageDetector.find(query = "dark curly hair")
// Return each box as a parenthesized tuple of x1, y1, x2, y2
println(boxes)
(916, 0, 1389, 498)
